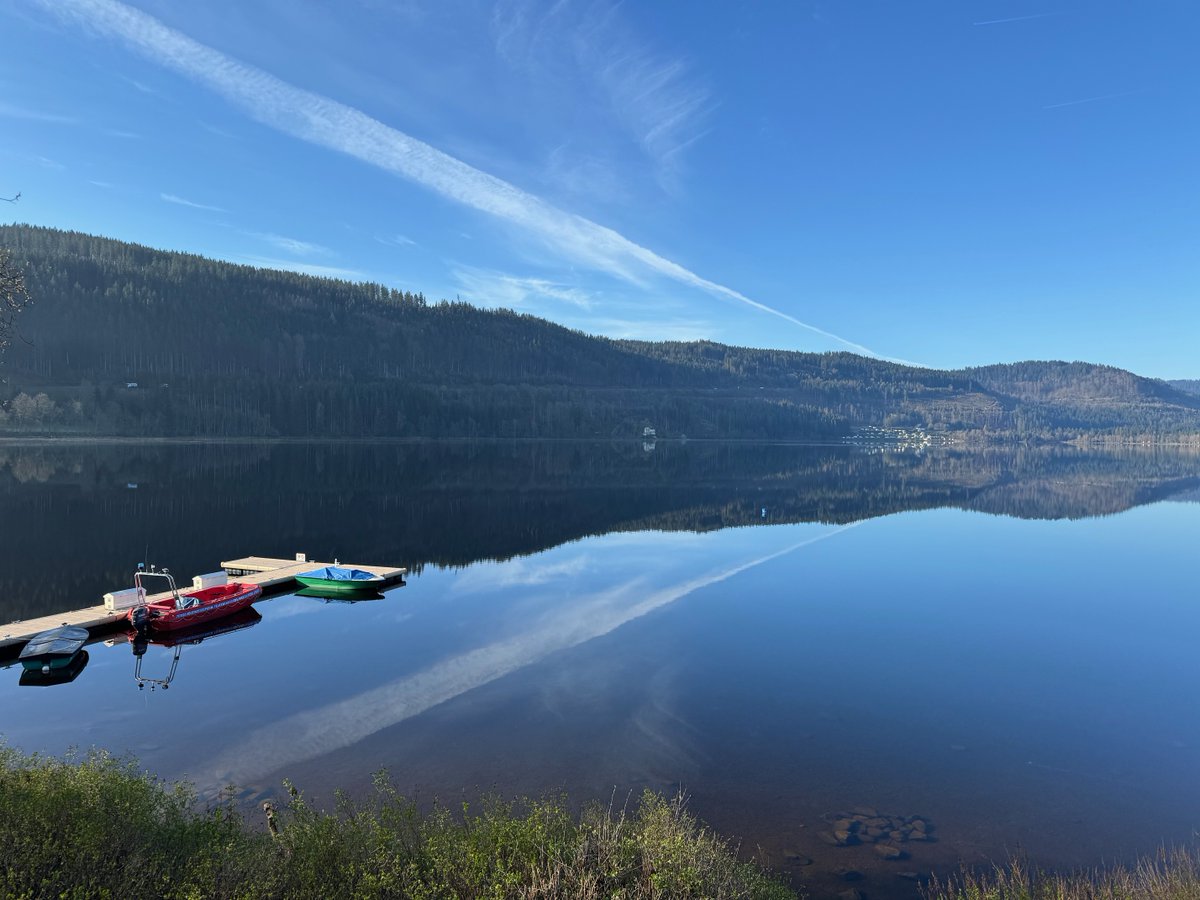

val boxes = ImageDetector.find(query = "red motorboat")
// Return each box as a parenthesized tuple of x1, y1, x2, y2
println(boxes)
(127, 564, 262, 634)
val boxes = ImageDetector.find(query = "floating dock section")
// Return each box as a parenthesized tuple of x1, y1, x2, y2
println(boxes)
(0, 555, 407, 653)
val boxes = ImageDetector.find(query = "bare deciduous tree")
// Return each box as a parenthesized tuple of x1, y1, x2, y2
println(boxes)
(1, 246, 32, 364)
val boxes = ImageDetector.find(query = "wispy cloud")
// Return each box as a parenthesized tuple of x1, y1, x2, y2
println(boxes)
(973, 12, 1063, 26)
(543, 142, 630, 204)
(236, 255, 364, 279)
(0, 101, 78, 124)
(375, 233, 416, 248)
(38, 0, 898, 362)
(199, 121, 239, 139)
(1043, 89, 1142, 110)
(491, 0, 711, 191)
(160, 192, 226, 212)
(454, 554, 591, 595)
(121, 74, 156, 93)
(244, 231, 331, 257)
(454, 267, 595, 311)
(88, 179, 115, 188)
(103, 127, 141, 139)
(587, 315, 715, 343)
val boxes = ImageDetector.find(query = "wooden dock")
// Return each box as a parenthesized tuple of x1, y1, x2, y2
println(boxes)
(221, 556, 405, 587)
(0, 556, 407, 654)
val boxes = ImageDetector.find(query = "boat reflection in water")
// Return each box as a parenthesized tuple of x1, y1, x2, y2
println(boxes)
(19, 649, 90, 687)
(130, 608, 262, 691)
(295, 586, 387, 603)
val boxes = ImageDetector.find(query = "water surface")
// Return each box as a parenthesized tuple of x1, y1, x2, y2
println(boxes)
(1, 440, 1198, 898)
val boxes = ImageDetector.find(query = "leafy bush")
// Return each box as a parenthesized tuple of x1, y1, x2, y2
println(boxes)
(0, 746, 793, 899)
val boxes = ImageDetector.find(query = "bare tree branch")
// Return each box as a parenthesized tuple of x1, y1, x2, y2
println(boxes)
(0, 246, 33, 365)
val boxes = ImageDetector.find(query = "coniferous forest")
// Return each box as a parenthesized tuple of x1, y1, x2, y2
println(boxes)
(2, 224, 1199, 442)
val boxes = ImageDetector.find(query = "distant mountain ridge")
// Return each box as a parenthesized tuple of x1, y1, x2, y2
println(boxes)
(1, 223, 1198, 441)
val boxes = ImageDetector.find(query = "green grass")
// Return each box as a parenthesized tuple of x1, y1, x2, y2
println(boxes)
(924, 850, 1200, 900)
(0, 745, 795, 899)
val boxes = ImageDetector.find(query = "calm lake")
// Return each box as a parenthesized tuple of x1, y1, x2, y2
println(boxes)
(1, 440, 1198, 898)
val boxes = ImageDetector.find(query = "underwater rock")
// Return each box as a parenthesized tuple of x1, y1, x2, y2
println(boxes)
(821, 808, 935, 849)
(874, 843, 905, 860)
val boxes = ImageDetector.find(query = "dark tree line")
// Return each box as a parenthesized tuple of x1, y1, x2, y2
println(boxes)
(1, 223, 1199, 441)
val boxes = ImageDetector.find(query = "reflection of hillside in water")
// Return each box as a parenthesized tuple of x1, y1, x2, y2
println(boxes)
(0, 441, 1197, 621)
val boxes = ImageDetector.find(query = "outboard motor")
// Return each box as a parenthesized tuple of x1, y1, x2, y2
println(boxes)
(131, 605, 149, 635)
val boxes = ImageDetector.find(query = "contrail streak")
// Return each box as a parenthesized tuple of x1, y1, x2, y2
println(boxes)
(1043, 89, 1141, 110)
(34, 0, 906, 363)
(973, 12, 1062, 26)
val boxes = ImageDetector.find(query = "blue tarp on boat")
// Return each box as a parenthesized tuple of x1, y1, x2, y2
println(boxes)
(299, 566, 379, 581)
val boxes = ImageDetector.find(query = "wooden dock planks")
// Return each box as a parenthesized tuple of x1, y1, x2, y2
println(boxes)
(0, 556, 407, 652)
(1, 605, 122, 651)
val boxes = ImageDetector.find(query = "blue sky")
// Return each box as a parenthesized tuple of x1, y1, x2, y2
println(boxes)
(2, 0, 1197, 376)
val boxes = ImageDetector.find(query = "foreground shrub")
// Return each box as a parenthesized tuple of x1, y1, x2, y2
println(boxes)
(0, 745, 265, 899)
(0, 746, 793, 899)
(924, 848, 1200, 900)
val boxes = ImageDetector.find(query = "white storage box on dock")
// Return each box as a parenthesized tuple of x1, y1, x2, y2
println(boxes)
(103, 588, 142, 611)
(192, 571, 228, 590)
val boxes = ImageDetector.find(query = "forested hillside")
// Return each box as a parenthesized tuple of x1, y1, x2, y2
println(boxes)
(1, 224, 1198, 441)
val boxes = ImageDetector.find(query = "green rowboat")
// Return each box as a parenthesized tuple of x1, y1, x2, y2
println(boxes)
(294, 565, 385, 595)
